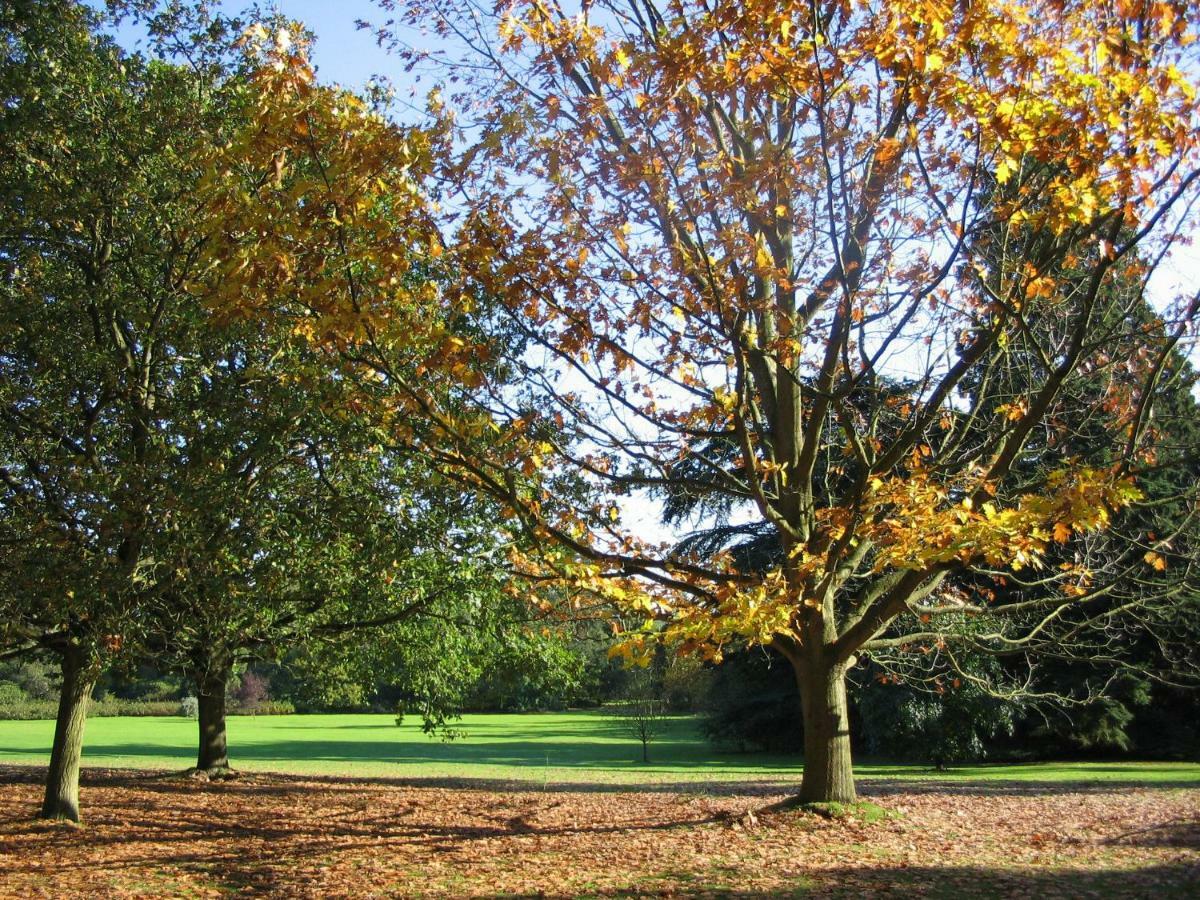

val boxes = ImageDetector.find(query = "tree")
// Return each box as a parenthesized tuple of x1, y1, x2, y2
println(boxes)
(613, 666, 665, 763)
(151, 442, 526, 771)
(134, 312, 446, 773)
(203, 3, 1200, 803)
(172, 16, 591, 763)
(0, 0, 236, 819)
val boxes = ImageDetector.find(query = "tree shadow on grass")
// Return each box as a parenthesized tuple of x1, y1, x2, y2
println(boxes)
(9, 734, 801, 774)
(120, 764, 803, 797)
(4, 759, 1198, 802)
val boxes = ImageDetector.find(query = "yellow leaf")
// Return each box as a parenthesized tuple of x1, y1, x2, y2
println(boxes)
(1143, 551, 1167, 571)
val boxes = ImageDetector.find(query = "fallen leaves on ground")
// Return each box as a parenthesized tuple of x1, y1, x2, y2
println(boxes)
(0, 766, 1196, 897)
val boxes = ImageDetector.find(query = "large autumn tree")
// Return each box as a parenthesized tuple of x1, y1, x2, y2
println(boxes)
(204, 1, 1200, 802)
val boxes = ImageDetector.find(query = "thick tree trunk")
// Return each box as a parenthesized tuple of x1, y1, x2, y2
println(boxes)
(40, 644, 96, 822)
(795, 660, 857, 804)
(196, 668, 230, 772)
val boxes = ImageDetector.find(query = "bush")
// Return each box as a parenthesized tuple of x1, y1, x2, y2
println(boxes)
(232, 700, 294, 716)
(465, 633, 592, 712)
(0, 698, 185, 720)
(0, 700, 54, 720)
(0, 661, 56, 701)
(0, 695, 297, 720)
(119, 677, 183, 703)
(857, 665, 1019, 768)
(0, 683, 27, 706)
(233, 671, 270, 710)
(702, 649, 802, 753)
(92, 700, 182, 717)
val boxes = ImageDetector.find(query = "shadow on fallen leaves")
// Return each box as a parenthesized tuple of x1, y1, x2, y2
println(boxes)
(1104, 816, 1200, 849)
(864, 776, 1200, 797)
(592, 862, 1200, 899)
(0, 767, 1196, 898)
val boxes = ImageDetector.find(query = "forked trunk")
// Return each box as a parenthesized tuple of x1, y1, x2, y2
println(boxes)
(196, 668, 230, 772)
(40, 643, 96, 822)
(796, 659, 856, 804)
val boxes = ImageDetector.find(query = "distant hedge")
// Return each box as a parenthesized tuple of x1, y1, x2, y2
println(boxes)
(0, 698, 294, 720)
(228, 701, 295, 716)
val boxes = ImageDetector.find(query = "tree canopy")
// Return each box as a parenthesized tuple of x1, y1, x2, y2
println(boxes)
(198, 0, 1200, 802)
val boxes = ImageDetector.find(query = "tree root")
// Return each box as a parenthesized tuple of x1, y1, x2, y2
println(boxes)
(158, 766, 240, 782)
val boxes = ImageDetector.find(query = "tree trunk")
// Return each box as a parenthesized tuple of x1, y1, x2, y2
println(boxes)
(196, 667, 230, 772)
(795, 659, 857, 804)
(40, 643, 96, 822)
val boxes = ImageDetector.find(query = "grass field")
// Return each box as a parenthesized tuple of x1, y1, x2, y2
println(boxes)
(0, 710, 1197, 787)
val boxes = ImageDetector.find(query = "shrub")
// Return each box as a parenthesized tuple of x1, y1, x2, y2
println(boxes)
(0, 683, 27, 706)
(92, 700, 182, 717)
(0, 661, 56, 701)
(702, 649, 802, 753)
(0, 699, 54, 720)
(0, 698, 185, 720)
(123, 677, 183, 703)
(179, 696, 199, 719)
(233, 671, 270, 710)
(857, 668, 1019, 768)
(232, 700, 294, 716)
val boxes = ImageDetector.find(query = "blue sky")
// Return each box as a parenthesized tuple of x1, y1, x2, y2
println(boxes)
(109, 1, 413, 89)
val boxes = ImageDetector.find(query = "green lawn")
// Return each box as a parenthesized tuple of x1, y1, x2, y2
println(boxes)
(0, 711, 1196, 787)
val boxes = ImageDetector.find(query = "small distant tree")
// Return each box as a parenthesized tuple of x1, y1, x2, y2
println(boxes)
(179, 696, 199, 720)
(232, 671, 269, 711)
(614, 668, 665, 763)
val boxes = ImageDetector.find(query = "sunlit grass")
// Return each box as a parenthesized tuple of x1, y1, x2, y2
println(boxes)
(0, 711, 1195, 787)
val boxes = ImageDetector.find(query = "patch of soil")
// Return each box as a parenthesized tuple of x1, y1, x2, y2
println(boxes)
(0, 767, 1195, 897)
